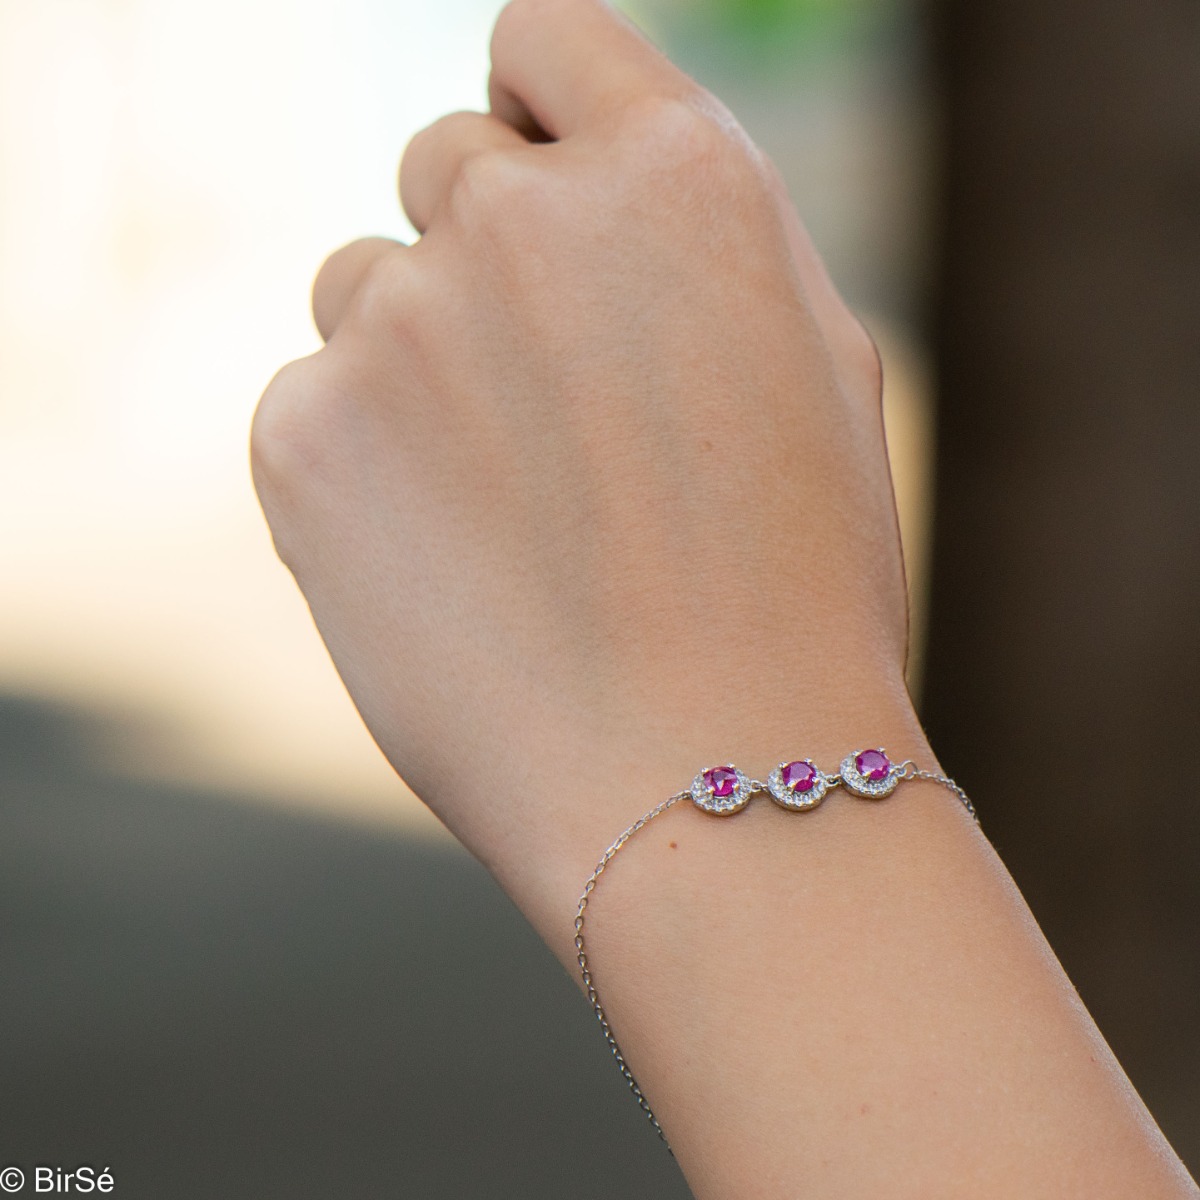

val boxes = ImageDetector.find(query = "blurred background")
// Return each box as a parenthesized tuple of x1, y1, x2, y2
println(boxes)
(1, 0, 1196, 1194)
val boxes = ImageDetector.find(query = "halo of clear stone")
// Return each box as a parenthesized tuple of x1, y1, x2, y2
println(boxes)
(839, 750, 900, 798)
(766, 762, 830, 810)
(691, 766, 755, 815)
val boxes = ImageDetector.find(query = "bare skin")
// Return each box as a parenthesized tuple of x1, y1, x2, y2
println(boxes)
(250, 1, 1200, 1195)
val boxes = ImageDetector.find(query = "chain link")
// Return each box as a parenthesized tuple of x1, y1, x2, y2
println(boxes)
(573, 763, 978, 1153)
(894, 761, 979, 822)
(574, 789, 687, 1151)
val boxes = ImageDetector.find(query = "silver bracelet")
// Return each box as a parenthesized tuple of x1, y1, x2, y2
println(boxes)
(573, 747, 980, 1155)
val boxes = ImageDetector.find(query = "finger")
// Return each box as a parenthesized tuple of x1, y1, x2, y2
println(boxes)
(487, 68, 552, 143)
(311, 236, 400, 342)
(399, 110, 528, 234)
(488, 0, 694, 140)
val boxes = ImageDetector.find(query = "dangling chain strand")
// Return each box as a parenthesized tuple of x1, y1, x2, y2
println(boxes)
(897, 762, 978, 821)
(574, 789, 687, 1150)
(573, 750, 979, 1155)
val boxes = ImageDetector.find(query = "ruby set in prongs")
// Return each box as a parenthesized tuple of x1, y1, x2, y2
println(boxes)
(690, 764, 756, 815)
(766, 758, 832, 810)
(838, 747, 902, 798)
(692, 749, 903, 815)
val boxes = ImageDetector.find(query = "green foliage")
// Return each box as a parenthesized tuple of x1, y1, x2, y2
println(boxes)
(680, 0, 896, 50)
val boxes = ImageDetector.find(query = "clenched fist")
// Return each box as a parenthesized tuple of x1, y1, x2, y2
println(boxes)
(251, 0, 921, 953)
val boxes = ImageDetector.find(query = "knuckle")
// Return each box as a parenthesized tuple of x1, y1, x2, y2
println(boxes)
(404, 109, 479, 166)
(447, 147, 541, 227)
(620, 92, 725, 155)
(250, 353, 336, 497)
(350, 249, 424, 328)
(491, 0, 556, 60)
(250, 359, 302, 482)
(337, 250, 442, 361)
(617, 92, 767, 197)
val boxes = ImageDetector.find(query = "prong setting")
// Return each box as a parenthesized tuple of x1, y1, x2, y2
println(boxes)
(839, 748, 900, 798)
(691, 764, 755, 815)
(767, 758, 830, 810)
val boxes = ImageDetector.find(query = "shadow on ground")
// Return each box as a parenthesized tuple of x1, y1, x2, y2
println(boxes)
(0, 693, 692, 1199)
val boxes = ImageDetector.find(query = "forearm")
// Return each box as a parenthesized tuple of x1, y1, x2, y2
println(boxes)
(535, 711, 1196, 1199)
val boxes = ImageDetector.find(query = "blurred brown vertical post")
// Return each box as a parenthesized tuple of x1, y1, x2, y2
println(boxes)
(923, 0, 1200, 1170)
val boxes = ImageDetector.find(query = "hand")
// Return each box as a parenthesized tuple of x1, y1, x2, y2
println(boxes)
(251, 0, 921, 951)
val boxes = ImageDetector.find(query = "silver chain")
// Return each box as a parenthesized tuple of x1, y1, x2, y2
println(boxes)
(894, 760, 979, 822)
(574, 789, 688, 1150)
(573, 763, 978, 1154)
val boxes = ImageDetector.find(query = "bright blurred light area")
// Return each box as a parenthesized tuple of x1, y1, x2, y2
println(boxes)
(1, 0, 932, 834)
(0, 0, 510, 835)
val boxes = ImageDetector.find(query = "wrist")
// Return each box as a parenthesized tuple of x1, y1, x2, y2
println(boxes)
(498, 682, 937, 973)
(550, 755, 1182, 1200)
(558, 753, 979, 1188)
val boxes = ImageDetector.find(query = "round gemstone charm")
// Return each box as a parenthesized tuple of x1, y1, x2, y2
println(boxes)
(839, 748, 900, 798)
(767, 757, 830, 811)
(691, 764, 754, 815)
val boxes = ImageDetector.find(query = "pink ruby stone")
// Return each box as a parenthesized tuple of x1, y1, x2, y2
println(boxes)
(703, 766, 738, 797)
(855, 749, 891, 781)
(781, 760, 817, 793)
